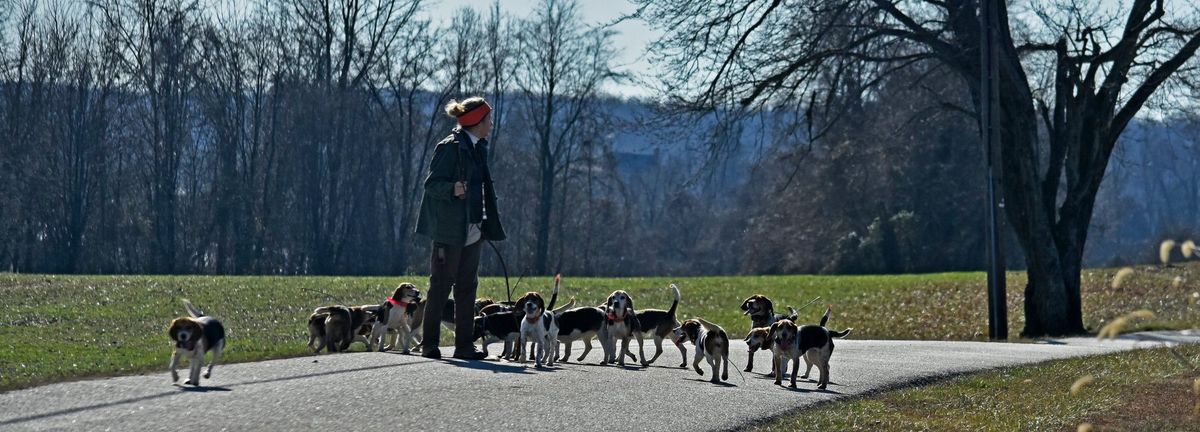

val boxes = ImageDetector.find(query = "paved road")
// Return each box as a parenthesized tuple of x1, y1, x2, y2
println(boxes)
(1, 331, 1195, 431)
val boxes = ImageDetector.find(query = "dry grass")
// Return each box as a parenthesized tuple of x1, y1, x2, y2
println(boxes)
(753, 345, 1200, 431)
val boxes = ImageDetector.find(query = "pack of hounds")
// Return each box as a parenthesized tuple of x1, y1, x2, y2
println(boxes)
(167, 279, 852, 390)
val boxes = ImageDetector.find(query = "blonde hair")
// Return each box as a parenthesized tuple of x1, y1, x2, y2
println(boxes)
(444, 97, 489, 119)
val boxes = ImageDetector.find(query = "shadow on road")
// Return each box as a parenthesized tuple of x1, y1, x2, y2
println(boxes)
(0, 360, 431, 427)
(443, 359, 536, 374)
(178, 385, 232, 393)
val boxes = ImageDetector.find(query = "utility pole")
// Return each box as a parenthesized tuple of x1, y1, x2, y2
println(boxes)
(980, 0, 1008, 340)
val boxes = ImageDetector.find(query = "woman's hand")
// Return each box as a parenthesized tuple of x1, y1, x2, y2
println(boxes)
(454, 181, 466, 199)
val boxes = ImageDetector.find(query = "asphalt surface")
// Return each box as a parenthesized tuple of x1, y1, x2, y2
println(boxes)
(1, 331, 1196, 431)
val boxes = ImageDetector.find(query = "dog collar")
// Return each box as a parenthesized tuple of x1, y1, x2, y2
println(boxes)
(387, 297, 408, 307)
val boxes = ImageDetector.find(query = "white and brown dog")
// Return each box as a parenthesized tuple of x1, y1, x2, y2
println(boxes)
(672, 318, 730, 384)
(632, 284, 683, 367)
(369, 283, 424, 353)
(599, 290, 641, 366)
(516, 289, 557, 366)
(168, 299, 226, 386)
(767, 314, 851, 390)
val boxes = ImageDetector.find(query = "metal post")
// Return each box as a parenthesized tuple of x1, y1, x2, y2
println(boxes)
(980, 0, 1008, 340)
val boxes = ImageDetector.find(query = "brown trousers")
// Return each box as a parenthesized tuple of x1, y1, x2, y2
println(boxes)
(422, 240, 483, 352)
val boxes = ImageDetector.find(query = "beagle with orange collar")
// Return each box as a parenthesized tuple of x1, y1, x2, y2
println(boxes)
(168, 299, 226, 386)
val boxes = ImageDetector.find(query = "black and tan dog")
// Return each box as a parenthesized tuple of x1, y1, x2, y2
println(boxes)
(740, 295, 798, 373)
(168, 299, 226, 386)
(767, 312, 852, 389)
(632, 283, 683, 367)
(671, 318, 730, 383)
(310, 305, 378, 353)
(599, 290, 641, 366)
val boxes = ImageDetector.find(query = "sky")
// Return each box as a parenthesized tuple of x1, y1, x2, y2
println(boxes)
(422, 0, 661, 98)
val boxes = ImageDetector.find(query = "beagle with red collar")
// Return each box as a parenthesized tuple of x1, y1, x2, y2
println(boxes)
(168, 299, 226, 386)
(369, 283, 424, 353)
(599, 290, 641, 366)
(671, 318, 730, 383)
(517, 278, 562, 367)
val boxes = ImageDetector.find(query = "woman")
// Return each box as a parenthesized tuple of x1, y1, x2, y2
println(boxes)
(414, 96, 506, 360)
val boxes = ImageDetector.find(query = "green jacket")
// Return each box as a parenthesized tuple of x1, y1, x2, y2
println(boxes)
(414, 131, 506, 245)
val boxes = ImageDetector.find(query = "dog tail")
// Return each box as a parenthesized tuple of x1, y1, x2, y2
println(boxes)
(819, 306, 832, 327)
(830, 328, 853, 338)
(547, 274, 561, 311)
(696, 317, 723, 333)
(786, 306, 799, 321)
(551, 297, 576, 315)
(181, 299, 205, 318)
(666, 284, 681, 317)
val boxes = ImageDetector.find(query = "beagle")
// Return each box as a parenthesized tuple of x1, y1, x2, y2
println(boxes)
(672, 318, 730, 383)
(554, 306, 605, 363)
(740, 295, 798, 374)
(311, 305, 378, 353)
(742, 326, 781, 377)
(369, 283, 424, 353)
(474, 310, 521, 360)
(798, 306, 852, 381)
(767, 315, 851, 390)
(632, 284, 683, 367)
(517, 292, 556, 367)
(168, 299, 226, 386)
(599, 290, 641, 366)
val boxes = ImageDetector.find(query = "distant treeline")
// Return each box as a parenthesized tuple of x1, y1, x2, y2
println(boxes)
(1, 0, 1192, 276)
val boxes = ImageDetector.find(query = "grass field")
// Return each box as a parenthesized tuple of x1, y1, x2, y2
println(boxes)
(754, 344, 1200, 431)
(1, 263, 1197, 392)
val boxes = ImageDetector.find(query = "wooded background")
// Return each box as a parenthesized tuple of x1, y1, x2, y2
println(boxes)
(1, 0, 1195, 277)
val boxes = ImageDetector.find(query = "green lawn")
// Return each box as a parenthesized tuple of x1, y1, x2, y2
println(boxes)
(1, 263, 1197, 391)
(753, 344, 1200, 431)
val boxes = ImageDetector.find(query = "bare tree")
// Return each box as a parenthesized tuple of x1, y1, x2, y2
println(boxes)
(514, 0, 618, 274)
(634, 0, 1200, 336)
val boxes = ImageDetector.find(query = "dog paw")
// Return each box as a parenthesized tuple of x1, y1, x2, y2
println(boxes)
(678, 363, 687, 368)
(695, 368, 704, 376)
(800, 374, 809, 379)
(203, 372, 210, 379)
(710, 378, 720, 384)
(743, 366, 752, 372)
(640, 361, 650, 367)
(722, 373, 728, 380)
(817, 384, 827, 390)
(789, 383, 797, 389)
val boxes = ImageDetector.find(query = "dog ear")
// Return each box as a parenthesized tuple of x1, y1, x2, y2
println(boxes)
(762, 297, 774, 314)
(626, 295, 635, 313)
